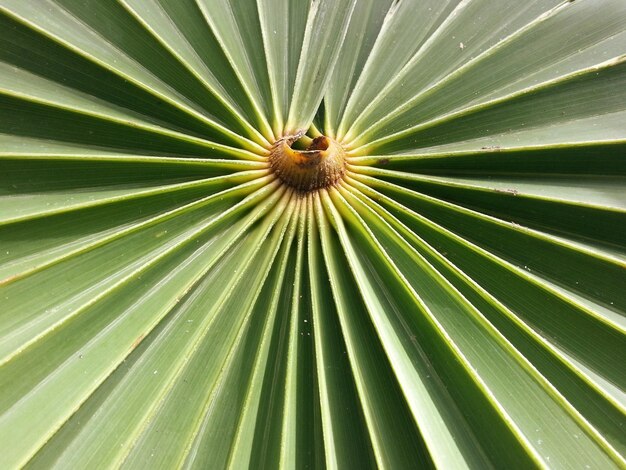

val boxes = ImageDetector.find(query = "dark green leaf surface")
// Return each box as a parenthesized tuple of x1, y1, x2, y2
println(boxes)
(0, 0, 624, 468)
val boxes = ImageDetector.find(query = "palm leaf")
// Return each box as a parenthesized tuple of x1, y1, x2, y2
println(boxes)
(1, 0, 625, 468)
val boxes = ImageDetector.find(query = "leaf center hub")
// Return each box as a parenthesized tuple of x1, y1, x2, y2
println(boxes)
(269, 132, 346, 192)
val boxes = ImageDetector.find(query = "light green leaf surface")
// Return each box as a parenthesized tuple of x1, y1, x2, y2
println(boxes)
(0, 0, 624, 469)
(285, 0, 357, 134)
(322, 0, 393, 136)
(256, 0, 311, 134)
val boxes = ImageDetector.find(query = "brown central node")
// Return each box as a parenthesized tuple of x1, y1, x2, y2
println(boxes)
(269, 133, 346, 192)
